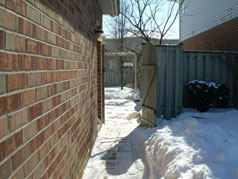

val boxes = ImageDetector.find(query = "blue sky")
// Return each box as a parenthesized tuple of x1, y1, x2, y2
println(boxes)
(102, 1, 180, 40)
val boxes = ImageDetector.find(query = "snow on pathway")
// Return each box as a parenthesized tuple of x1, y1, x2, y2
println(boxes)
(83, 87, 148, 179)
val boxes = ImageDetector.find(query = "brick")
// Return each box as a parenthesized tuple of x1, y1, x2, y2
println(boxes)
(0, 30, 4, 49)
(0, 93, 20, 115)
(36, 86, 48, 100)
(48, 32, 56, 44)
(0, 116, 8, 138)
(41, 14, 51, 29)
(47, 84, 56, 96)
(46, 6, 56, 19)
(0, 0, 5, 5)
(42, 98, 53, 113)
(0, 52, 18, 71)
(0, 158, 12, 179)
(5, 33, 25, 52)
(41, 72, 52, 84)
(47, 58, 57, 70)
(7, 73, 26, 92)
(56, 60, 64, 69)
(0, 8, 18, 31)
(40, 43, 52, 56)
(21, 89, 36, 107)
(11, 143, 31, 171)
(26, 4, 41, 24)
(41, 168, 50, 179)
(0, 131, 22, 160)
(6, 0, 26, 16)
(183, 18, 238, 51)
(56, 36, 64, 47)
(24, 152, 39, 176)
(27, 173, 33, 179)
(28, 102, 43, 121)
(23, 121, 37, 143)
(43, 125, 54, 141)
(52, 95, 60, 107)
(43, 148, 55, 168)
(49, 0, 58, 10)
(35, 26, 46, 41)
(25, 39, 39, 54)
(51, 21, 60, 34)
(37, 115, 49, 132)
(0, 73, 6, 94)
(35, 57, 47, 70)
(52, 47, 59, 57)
(30, 132, 44, 153)
(18, 55, 36, 70)
(18, 18, 35, 37)
(9, 108, 28, 132)
(27, 72, 41, 87)
(32, 162, 45, 179)
(35, 0, 46, 12)
(10, 166, 24, 179)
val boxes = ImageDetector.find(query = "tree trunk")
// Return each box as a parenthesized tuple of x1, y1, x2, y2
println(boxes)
(120, 57, 124, 90)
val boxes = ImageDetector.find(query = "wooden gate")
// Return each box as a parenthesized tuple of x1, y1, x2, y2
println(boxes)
(140, 43, 157, 127)
(140, 43, 183, 125)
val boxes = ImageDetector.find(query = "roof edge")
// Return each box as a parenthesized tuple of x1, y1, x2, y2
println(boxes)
(98, 0, 120, 17)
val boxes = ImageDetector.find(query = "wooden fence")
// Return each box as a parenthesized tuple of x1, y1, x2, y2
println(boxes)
(140, 43, 157, 126)
(104, 70, 135, 87)
(156, 45, 183, 121)
(183, 51, 238, 106)
(140, 43, 238, 126)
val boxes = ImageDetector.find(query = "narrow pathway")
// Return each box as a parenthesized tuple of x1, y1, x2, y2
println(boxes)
(83, 88, 148, 179)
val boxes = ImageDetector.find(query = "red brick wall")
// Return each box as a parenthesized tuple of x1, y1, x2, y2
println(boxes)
(97, 41, 103, 122)
(183, 18, 238, 51)
(0, 0, 102, 178)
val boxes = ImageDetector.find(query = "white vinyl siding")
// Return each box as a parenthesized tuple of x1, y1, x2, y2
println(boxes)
(180, 0, 238, 41)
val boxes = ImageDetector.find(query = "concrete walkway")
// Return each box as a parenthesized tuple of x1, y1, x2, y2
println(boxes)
(82, 97, 148, 179)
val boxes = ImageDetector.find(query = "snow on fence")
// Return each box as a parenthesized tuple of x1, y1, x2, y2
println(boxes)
(140, 43, 238, 125)
(104, 70, 135, 87)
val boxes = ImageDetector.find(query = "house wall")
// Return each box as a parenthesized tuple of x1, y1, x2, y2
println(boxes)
(0, 0, 101, 178)
(181, 0, 238, 51)
(182, 18, 238, 51)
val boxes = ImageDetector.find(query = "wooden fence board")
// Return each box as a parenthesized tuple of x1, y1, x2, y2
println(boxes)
(140, 43, 157, 126)
(189, 53, 196, 81)
(197, 53, 204, 80)
(141, 43, 238, 125)
(156, 45, 183, 120)
(165, 47, 172, 119)
(175, 45, 183, 116)
(183, 51, 238, 107)
(104, 70, 135, 87)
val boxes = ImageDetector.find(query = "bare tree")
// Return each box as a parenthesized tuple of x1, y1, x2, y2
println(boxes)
(122, 0, 184, 44)
(105, 0, 129, 89)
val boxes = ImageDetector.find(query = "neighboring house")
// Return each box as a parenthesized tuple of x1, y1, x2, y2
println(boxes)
(0, 0, 119, 179)
(180, 0, 238, 51)
(105, 37, 179, 52)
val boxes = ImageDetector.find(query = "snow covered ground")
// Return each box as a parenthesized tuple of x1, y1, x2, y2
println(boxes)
(83, 86, 238, 179)
(83, 87, 148, 179)
(142, 109, 238, 179)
